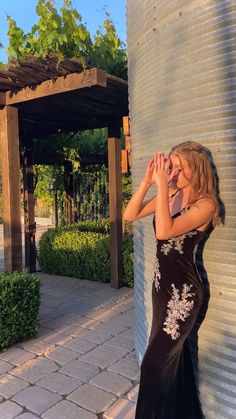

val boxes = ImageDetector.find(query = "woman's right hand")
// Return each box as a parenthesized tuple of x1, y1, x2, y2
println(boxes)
(143, 158, 155, 185)
(144, 154, 176, 186)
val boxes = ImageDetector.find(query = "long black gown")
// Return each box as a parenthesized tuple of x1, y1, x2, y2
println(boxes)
(135, 206, 210, 419)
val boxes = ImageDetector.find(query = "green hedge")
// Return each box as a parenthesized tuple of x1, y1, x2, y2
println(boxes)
(39, 220, 134, 287)
(0, 272, 40, 350)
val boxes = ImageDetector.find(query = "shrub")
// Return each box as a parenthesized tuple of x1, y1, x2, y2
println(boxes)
(39, 220, 134, 287)
(0, 272, 40, 350)
(122, 234, 134, 288)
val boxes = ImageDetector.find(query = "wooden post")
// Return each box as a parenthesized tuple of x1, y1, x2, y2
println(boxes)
(23, 151, 36, 272)
(122, 116, 131, 171)
(66, 195, 73, 225)
(64, 161, 74, 226)
(0, 106, 22, 272)
(53, 191, 58, 227)
(108, 125, 123, 288)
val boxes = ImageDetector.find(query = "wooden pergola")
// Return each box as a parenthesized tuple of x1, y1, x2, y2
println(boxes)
(0, 57, 129, 288)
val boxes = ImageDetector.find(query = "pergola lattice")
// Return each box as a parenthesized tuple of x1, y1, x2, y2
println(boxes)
(0, 57, 129, 288)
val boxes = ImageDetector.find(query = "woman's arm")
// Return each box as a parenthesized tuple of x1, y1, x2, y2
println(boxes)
(153, 152, 215, 239)
(123, 181, 156, 221)
(123, 158, 157, 221)
(155, 194, 215, 239)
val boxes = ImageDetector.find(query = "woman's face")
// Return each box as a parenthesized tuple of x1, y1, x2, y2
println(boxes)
(169, 153, 193, 189)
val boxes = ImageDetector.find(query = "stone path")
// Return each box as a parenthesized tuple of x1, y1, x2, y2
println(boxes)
(0, 271, 139, 418)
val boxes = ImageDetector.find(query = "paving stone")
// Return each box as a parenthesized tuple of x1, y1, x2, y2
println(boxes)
(94, 322, 128, 336)
(103, 398, 136, 419)
(39, 316, 54, 327)
(115, 302, 134, 313)
(0, 360, 13, 374)
(12, 385, 62, 415)
(90, 371, 133, 397)
(0, 347, 35, 366)
(79, 344, 127, 369)
(108, 312, 134, 329)
(0, 374, 29, 398)
(118, 328, 134, 339)
(71, 317, 102, 330)
(44, 318, 72, 330)
(39, 330, 73, 346)
(10, 357, 58, 384)
(37, 326, 52, 337)
(37, 372, 82, 396)
(86, 306, 122, 322)
(39, 306, 56, 316)
(42, 399, 97, 419)
(60, 359, 100, 382)
(67, 383, 116, 414)
(108, 358, 140, 381)
(18, 339, 55, 356)
(54, 324, 85, 337)
(126, 384, 139, 403)
(79, 329, 113, 344)
(14, 413, 39, 419)
(0, 400, 23, 418)
(63, 337, 98, 354)
(105, 335, 135, 352)
(125, 350, 137, 361)
(45, 346, 79, 365)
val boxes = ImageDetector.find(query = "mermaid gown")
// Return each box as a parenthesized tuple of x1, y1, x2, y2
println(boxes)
(135, 207, 210, 419)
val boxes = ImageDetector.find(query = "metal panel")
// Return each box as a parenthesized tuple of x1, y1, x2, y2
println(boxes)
(127, 0, 236, 417)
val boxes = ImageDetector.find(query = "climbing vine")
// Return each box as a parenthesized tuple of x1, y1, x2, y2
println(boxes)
(6, 0, 127, 78)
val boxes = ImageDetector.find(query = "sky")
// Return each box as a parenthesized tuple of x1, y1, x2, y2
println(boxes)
(0, 0, 127, 63)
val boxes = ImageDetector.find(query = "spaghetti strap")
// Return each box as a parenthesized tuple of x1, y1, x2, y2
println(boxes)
(169, 188, 180, 199)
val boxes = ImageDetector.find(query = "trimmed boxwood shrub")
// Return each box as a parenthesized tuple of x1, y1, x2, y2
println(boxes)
(0, 272, 40, 350)
(39, 220, 134, 287)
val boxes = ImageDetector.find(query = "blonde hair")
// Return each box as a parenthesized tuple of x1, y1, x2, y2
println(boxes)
(169, 141, 221, 226)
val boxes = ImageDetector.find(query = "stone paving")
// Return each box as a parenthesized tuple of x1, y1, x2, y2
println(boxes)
(0, 272, 140, 418)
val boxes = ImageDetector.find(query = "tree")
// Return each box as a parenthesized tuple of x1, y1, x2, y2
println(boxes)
(6, 0, 127, 79)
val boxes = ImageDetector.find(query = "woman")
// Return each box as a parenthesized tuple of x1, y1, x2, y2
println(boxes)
(123, 141, 221, 419)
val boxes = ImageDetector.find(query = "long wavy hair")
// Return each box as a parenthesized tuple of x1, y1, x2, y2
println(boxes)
(169, 141, 223, 226)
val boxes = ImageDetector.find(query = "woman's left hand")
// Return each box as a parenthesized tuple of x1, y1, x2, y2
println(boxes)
(153, 152, 171, 187)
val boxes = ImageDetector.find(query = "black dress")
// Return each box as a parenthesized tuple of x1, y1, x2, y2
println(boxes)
(135, 206, 210, 419)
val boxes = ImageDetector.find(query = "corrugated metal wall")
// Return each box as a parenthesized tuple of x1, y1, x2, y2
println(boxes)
(127, 0, 236, 418)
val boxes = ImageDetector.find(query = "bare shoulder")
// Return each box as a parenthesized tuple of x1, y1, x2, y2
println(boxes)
(192, 196, 216, 213)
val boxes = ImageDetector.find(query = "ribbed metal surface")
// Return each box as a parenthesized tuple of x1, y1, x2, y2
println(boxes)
(127, 0, 236, 417)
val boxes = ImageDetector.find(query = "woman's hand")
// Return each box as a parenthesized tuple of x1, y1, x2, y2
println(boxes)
(153, 152, 176, 187)
(143, 158, 155, 185)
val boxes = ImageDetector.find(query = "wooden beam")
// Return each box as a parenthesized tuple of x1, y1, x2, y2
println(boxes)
(3, 68, 107, 106)
(108, 125, 123, 288)
(0, 106, 22, 272)
(23, 155, 36, 273)
(121, 149, 129, 173)
(123, 116, 130, 135)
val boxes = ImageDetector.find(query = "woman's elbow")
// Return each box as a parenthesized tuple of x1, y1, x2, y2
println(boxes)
(155, 232, 168, 240)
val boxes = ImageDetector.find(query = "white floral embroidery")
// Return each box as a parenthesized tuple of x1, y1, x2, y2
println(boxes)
(160, 231, 198, 255)
(163, 283, 195, 340)
(152, 258, 161, 291)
